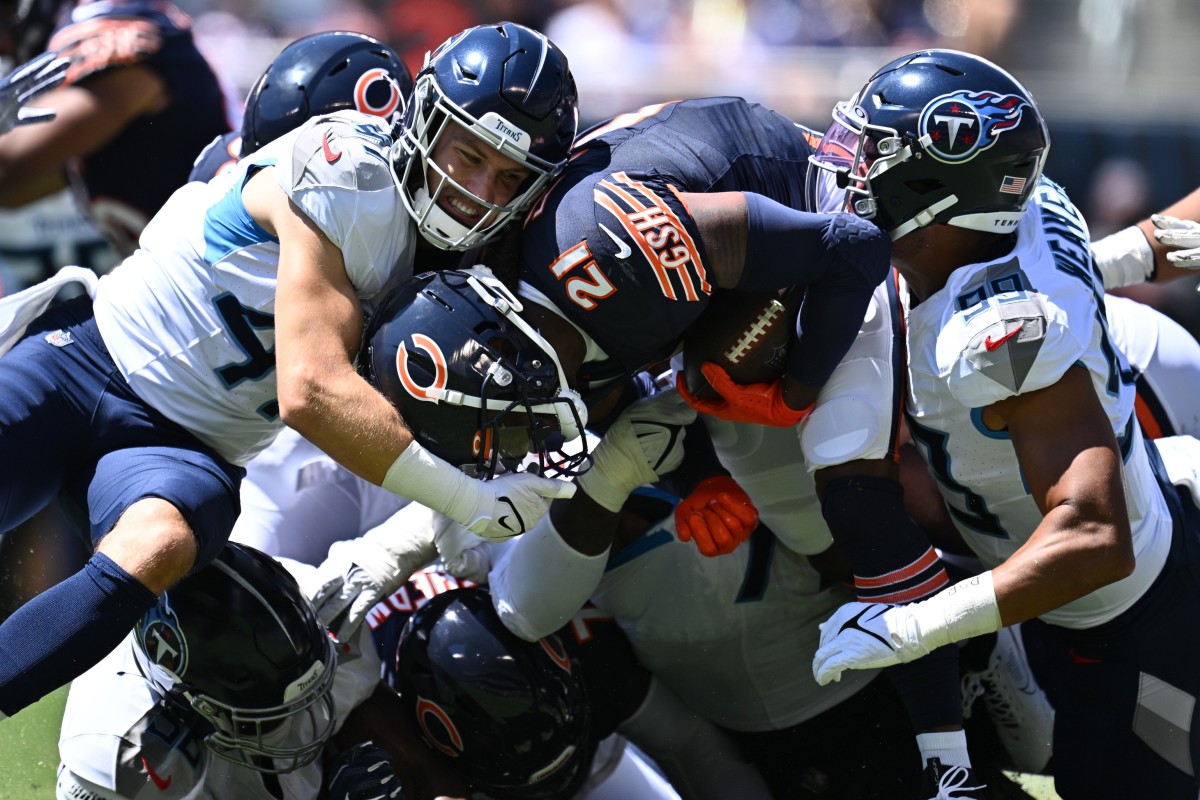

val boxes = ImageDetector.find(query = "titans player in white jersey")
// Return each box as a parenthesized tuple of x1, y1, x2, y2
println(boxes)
(808, 50, 1200, 799)
(0, 22, 579, 720)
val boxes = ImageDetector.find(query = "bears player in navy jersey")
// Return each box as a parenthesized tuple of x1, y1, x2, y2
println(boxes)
(364, 98, 990, 791)
(808, 49, 1200, 799)
(0, 0, 233, 257)
(0, 21, 579, 722)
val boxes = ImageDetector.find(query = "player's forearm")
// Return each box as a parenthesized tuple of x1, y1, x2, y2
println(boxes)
(992, 509, 1134, 626)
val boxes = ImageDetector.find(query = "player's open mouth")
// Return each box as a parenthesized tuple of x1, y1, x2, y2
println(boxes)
(442, 193, 483, 223)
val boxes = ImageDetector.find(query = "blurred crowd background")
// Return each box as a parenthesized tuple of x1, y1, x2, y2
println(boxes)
(176, 0, 1200, 329)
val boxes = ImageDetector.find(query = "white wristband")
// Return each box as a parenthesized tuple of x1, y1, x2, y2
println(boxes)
(381, 441, 478, 526)
(1092, 225, 1155, 289)
(910, 571, 1002, 651)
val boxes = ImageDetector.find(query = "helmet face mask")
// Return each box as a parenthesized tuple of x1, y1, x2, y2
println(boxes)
(807, 49, 1050, 241)
(392, 22, 578, 251)
(134, 544, 338, 774)
(364, 268, 589, 479)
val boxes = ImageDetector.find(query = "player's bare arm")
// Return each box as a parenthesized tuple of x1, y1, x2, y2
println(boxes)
(243, 166, 415, 486)
(985, 364, 1135, 625)
(0, 65, 165, 205)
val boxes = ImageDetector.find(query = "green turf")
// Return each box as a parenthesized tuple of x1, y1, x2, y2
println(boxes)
(0, 685, 68, 799)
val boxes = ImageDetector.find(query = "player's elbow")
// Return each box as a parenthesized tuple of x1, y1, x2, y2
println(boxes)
(826, 213, 892, 286)
(1085, 522, 1137, 587)
(275, 362, 324, 431)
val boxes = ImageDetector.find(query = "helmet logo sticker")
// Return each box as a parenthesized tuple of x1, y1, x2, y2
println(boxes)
(397, 334, 448, 403)
(354, 67, 402, 120)
(415, 697, 465, 757)
(918, 90, 1030, 165)
(539, 634, 572, 673)
(137, 598, 188, 679)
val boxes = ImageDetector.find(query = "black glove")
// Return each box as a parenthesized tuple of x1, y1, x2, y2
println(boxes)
(327, 742, 406, 800)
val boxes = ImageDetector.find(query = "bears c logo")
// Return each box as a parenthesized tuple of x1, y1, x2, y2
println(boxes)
(354, 68, 403, 122)
(397, 334, 448, 403)
(539, 634, 572, 673)
(415, 697, 465, 758)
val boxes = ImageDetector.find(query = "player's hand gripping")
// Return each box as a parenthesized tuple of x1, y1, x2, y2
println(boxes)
(1151, 214, 1200, 269)
(576, 388, 697, 512)
(675, 475, 758, 557)
(327, 742, 406, 800)
(0, 52, 70, 135)
(677, 363, 813, 427)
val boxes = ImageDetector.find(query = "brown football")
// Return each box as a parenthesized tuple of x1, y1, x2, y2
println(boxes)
(681, 287, 802, 402)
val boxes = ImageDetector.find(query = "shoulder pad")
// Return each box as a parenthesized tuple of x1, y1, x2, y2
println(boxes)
(282, 112, 396, 196)
(939, 286, 1087, 407)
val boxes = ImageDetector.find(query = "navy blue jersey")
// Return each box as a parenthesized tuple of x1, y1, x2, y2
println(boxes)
(520, 97, 826, 377)
(48, 0, 231, 254)
(188, 131, 242, 183)
(367, 570, 649, 742)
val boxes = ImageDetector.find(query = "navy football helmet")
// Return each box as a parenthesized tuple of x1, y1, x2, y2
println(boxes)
(362, 266, 588, 479)
(241, 30, 413, 155)
(390, 587, 593, 800)
(1, 0, 71, 62)
(393, 21, 578, 251)
(134, 543, 337, 774)
(808, 49, 1050, 240)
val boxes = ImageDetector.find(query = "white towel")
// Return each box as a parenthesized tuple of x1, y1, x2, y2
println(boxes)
(0, 265, 98, 357)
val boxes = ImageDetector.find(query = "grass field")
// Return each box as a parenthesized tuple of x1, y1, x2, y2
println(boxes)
(0, 685, 68, 799)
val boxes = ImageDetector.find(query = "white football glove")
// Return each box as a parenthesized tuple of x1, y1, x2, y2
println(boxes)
(382, 440, 576, 543)
(812, 601, 926, 685)
(813, 573, 1001, 686)
(0, 52, 70, 135)
(311, 504, 438, 643)
(433, 511, 494, 583)
(1151, 214, 1200, 269)
(576, 388, 697, 512)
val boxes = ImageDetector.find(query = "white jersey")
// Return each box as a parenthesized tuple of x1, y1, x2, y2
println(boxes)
(93, 111, 417, 465)
(56, 563, 382, 800)
(903, 179, 1173, 629)
(231, 427, 410, 564)
(0, 187, 118, 296)
(589, 497, 876, 732)
(1104, 292, 1200, 438)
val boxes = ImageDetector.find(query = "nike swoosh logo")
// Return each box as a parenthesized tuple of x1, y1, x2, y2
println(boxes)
(496, 497, 525, 534)
(984, 323, 1023, 352)
(837, 605, 894, 649)
(1068, 646, 1102, 664)
(599, 223, 632, 260)
(142, 757, 172, 791)
(322, 130, 342, 164)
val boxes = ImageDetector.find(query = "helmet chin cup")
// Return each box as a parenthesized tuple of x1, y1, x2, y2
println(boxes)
(412, 185, 476, 249)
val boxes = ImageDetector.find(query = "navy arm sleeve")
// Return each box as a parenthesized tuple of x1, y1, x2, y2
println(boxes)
(739, 194, 891, 387)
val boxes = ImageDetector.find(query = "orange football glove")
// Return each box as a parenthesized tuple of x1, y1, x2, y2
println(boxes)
(675, 476, 759, 557)
(676, 363, 814, 427)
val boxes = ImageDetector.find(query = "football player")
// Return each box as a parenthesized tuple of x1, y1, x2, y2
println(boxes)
(56, 542, 363, 799)
(0, 0, 232, 259)
(364, 94, 981, 786)
(808, 49, 1200, 799)
(0, 22, 577, 719)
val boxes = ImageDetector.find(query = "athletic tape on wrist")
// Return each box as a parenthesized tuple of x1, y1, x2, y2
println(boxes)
(1093, 225, 1156, 289)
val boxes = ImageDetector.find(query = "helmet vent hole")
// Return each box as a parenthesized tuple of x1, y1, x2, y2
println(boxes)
(935, 64, 965, 77)
(328, 60, 349, 76)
